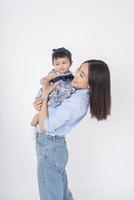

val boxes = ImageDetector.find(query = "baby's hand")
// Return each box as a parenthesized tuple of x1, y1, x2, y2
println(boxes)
(40, 72, 56, 85)
(47, 71, 57, 80)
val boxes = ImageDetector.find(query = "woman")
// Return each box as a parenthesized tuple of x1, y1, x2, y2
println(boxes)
(32, 60, 111, 200)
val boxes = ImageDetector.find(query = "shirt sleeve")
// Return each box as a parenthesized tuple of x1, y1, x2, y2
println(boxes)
(37, 97, 82, 133)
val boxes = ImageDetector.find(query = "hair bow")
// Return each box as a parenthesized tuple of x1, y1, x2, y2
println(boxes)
(52, 47, 72, 56)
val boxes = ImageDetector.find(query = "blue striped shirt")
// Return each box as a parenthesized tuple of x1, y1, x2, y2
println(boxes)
(35, 89, 90, 136)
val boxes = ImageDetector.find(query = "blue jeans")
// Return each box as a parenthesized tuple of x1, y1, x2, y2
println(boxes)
(35, 133, 74, 200)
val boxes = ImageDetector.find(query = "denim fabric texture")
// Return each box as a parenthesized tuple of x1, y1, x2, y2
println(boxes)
(35, 133, 74, 200)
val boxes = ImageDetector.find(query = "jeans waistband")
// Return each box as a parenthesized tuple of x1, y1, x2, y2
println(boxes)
(37, 133, 65, 141)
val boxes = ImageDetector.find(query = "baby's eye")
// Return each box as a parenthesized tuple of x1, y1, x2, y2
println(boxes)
(80, 74, 83, 78)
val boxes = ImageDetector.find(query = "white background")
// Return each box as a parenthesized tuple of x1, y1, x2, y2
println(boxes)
(0, 0, 134, 200)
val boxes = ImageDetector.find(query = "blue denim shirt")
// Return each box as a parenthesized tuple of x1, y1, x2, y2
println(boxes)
(35, 89, 90, 136)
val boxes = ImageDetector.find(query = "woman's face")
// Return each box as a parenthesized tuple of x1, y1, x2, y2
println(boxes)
(71, 63, 90, 89)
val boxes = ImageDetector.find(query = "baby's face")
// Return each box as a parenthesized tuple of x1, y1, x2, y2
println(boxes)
(53, 57, 71, 73)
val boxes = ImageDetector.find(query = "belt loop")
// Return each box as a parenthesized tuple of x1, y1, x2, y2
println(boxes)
(52, 135, 56, 142)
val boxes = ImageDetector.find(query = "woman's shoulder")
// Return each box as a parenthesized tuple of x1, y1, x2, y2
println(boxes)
(71, 89, 90, 103)
(63, 90, 89, 113)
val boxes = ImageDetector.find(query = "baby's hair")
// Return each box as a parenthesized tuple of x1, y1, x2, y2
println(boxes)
(52, 47, 72, 64)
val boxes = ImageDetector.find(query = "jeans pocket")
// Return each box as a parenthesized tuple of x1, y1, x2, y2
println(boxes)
(36, 133, 46, 145)
(35, 139, 48, 160)
(52, 145, 68, 174)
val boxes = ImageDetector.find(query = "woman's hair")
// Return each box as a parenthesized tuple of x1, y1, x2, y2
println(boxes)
(83, 59, 111, 121)
(52, 47, 72, 64)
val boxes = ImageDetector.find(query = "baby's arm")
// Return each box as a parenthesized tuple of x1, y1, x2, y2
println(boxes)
(31, 113, 39, 127)
(40, 71, 56, 85)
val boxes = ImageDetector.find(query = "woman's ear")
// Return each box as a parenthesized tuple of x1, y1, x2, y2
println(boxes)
(87, 83, 90, 89)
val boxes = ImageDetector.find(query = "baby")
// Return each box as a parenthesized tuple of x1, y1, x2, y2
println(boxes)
(31, 47, 75, 127)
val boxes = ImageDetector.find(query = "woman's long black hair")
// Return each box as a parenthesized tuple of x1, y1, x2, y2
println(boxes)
(83, 60, 111, 121)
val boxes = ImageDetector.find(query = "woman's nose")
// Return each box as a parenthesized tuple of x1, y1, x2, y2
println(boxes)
(74, 72, 79, 79)
(75, 70, 79, 76)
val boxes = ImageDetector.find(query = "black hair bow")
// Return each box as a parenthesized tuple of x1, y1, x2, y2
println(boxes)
(52, 47, 72, 56)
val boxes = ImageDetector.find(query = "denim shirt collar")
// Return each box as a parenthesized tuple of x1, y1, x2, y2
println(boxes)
(74, 88, 90, 95)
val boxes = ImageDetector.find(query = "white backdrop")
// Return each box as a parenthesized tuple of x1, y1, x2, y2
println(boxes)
(0, 0, 134, 200)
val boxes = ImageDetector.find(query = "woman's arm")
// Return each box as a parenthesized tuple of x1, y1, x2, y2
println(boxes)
(38, 98, 48, 133)
(33, 99, 42, 111)
(31, 98, 42, 126)
(31, 113, 39, 127)
(38, 82, 56, 134)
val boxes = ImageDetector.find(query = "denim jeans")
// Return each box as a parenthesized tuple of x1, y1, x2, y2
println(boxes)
(35, 133, 74, 200)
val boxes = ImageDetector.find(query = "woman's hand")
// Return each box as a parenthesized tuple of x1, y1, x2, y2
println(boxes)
(42, 82, 56, 100)
(33, 82, 56, 111)
(33, 99, 43, 111)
